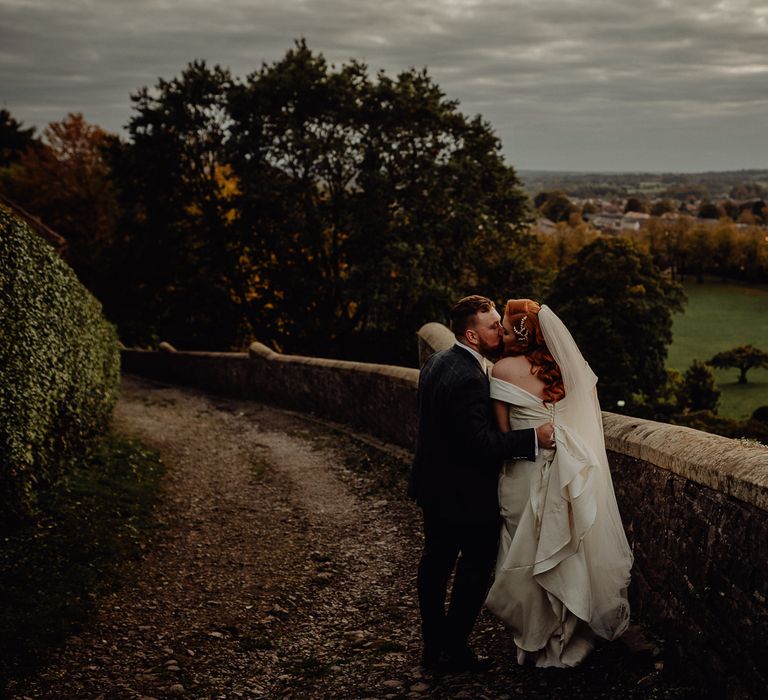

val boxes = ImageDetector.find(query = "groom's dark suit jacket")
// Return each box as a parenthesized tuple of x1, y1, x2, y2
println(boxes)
(409, 344, 536, 521)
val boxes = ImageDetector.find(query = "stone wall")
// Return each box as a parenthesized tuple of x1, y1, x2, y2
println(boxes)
(121, 342, 419, 449)
(121, 330, 768, 698)
(604, 417, 768, 698)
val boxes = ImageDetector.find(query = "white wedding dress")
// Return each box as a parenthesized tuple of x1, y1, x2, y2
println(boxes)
(485, 306, 633, 668)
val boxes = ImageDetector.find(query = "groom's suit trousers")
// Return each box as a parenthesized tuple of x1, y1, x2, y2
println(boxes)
(417, 509, 501, 654)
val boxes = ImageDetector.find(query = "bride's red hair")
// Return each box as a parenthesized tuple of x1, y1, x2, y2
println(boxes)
(503, 299, 565, 404)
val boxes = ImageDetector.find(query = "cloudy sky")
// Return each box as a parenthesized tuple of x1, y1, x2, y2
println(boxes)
(2, 0, 767, 172)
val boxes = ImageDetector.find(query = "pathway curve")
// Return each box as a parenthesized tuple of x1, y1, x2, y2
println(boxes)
(12, 375, 695, 699)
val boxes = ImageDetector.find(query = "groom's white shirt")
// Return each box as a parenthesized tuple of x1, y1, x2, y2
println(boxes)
(454, 340, 539, 455)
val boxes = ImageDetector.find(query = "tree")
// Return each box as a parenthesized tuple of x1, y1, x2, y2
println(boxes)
(0, 109, 37, 167)
(730, 182, 766, 200)
(112, 61, 241, 348)
(546, 237, 685, 410)
(3, 113, 120, 293)
(226, 41, 535, 361)
(698, 201, 724, 220)
(709, 345, 768, 384)
(624, 197, 648, 214)
(642, 217, 690, 282)
(685, 222, 714, 283)
(533, 220, 597, 276)
(679, 361, 720, 412)
(113, 43, 536, 362)
(650, 198, 675, 217)
(720, 199, 740, 220)
(712, 222, 737, 281)
(537, 191, 577, 222)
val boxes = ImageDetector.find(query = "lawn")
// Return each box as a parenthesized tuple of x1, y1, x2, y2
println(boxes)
(667, 280, 768, 419)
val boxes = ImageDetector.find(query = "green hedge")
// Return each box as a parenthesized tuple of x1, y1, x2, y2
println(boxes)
(0, 205, 120, 516)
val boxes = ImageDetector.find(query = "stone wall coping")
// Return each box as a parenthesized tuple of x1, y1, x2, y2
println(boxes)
(603, 412, 768, 511)
(122, 347, 249, 359)
(248, 342, 420, 385)
(418, 322, 455, 348)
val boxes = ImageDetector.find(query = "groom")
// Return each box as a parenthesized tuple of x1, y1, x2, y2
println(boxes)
(409, 295, 555, 672)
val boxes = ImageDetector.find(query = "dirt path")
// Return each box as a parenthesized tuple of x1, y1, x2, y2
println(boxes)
(11, 375, 694, 700)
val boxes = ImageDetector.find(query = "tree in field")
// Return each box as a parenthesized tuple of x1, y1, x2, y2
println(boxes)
(640, 217, 690, 282)
(712, 222, 738, 282)
(685, 222, 714, 283)
(709, 345, 768, 384)
(547, 237, 685, 409)
(679, 360, 720, 412)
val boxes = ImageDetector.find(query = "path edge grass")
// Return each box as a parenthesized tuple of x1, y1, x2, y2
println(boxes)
(0, 431, 165, 688)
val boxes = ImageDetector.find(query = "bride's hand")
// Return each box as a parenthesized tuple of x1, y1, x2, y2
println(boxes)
(536, 422, 556, 450)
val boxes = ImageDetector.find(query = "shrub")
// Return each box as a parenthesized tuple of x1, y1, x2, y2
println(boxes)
(0, 205, 120, 518)
(679, 360, 720, 412)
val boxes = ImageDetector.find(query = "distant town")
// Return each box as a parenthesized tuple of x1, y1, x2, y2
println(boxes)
(519, 169, 768, 235)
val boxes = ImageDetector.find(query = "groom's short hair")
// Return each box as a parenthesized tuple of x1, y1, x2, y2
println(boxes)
(450, 295, 495, 338)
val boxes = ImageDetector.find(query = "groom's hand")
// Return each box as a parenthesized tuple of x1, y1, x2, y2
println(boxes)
(536, 422, 556, 451)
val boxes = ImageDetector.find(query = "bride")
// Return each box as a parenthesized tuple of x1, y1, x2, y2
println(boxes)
(485, 299, 633, 668)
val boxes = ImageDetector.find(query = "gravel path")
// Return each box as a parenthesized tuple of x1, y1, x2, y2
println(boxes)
(10, 375, 696, 700)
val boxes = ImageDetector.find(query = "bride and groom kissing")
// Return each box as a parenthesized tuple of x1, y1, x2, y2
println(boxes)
(409, 295, 633, 673)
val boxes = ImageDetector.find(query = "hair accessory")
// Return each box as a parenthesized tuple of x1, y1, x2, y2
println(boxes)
(513, 315, 529, 342)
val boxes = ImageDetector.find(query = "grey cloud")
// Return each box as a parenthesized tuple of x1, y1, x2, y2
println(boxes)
(1, 0, 767, 170)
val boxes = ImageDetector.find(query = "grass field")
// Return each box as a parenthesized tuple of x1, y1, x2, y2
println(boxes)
(668, 280, 768, 419)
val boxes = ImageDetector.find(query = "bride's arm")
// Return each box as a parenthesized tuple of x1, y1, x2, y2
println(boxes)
(493, 399, 511, 433)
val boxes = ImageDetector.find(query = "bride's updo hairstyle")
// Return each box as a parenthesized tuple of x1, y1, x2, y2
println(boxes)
(503, 299, 565, 404)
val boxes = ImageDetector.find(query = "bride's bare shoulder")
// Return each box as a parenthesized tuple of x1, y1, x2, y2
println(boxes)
(491, 355, 532, 382)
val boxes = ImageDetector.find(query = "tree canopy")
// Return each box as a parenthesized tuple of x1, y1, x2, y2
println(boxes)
(108, 43, 536, 362)
(0, 109, 37, 167)
(3, 113, 119, 294)
(679, 360, 720, 412)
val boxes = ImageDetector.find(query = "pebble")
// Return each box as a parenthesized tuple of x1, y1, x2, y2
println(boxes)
(382, 679, 403, 688)
(168, 685, 185, 696)
(410, 682, 430, 692)
(167, 665, 181, 672)
(271, 605, 290, 618)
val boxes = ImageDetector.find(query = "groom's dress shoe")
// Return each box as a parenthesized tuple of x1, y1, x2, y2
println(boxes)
(419, 647, 443, 670)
